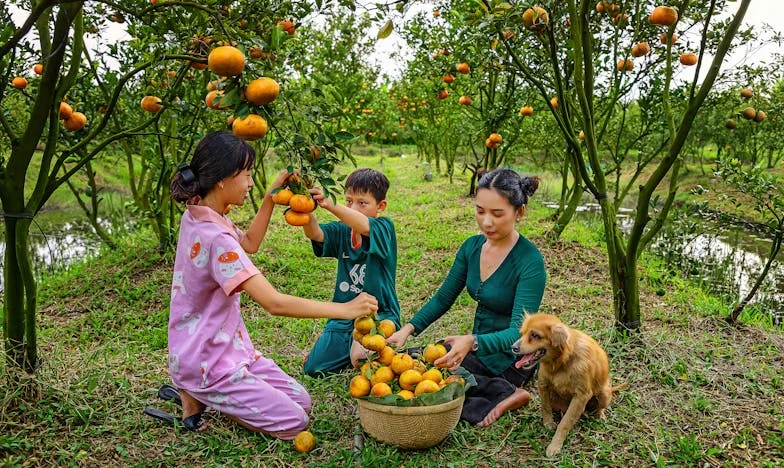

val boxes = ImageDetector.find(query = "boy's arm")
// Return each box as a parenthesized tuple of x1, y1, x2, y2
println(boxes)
(310, 187, 371, 235)
(240, 170, 290, 253)
(302, 211, 325, 242)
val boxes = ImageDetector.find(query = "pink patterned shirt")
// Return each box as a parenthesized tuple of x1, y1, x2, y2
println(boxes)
(168, 205, 261, 391)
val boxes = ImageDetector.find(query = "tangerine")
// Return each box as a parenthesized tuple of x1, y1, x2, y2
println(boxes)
(246, 77, 280, 106)
(272, 188, 294, 205)
(232, 114, 268, 141)
(293, 431, 316, 453)
(289, 194, 316, 213)
(208, 46, 245, 76)
(285, 210, 310, 226)
(141, 95, 163, 113)
(414, 379, 440, 396)
(349, 375, 371, 397)
(370, 382, 392, 397)
(63, 112, 87, 131)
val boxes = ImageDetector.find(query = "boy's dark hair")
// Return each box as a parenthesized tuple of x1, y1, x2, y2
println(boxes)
(477, 168, 539, 208)
(170, 131, 255, 203)
(344, 168, 390, 202)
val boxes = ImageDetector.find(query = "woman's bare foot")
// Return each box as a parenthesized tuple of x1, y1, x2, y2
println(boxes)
(180, 390, 208, 432)
(477, 388, 531, 427)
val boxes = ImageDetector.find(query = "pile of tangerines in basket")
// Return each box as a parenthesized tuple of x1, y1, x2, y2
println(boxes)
(349, 315, 465, 402)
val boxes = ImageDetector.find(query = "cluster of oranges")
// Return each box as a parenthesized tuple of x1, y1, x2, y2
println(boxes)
(58, 101, 87, 132)
(349, 315, 465, 402)
(9, 64, 86, 132)
(199, 45, 281, 142)
(271, 175, 316, 226)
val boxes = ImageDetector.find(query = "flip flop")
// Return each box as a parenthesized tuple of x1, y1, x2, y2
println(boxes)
(157, 384, 182, 406)
(143, 407, 204, 432)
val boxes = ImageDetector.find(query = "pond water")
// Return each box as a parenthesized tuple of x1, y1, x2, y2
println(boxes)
(544, 202, 784, 326)
(0, 213, 107, 294)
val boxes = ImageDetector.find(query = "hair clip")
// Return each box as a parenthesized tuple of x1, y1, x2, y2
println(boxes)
(177, 162, 196, 184)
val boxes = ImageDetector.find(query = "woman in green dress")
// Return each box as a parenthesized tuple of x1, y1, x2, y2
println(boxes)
(387, 168, 546, 426)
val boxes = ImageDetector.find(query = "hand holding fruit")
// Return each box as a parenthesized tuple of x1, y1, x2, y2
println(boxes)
(344, 292, 378, 319)
(308, 187, 334, 210)
(433, 335, 474, 371)
(268, 169, 296, 195)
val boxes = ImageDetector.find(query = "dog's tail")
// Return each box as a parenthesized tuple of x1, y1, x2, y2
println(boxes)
(611, 382, 628, 393)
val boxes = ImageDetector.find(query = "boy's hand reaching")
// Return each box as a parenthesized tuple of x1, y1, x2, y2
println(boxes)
(309, 187, 335, 210)
(343, 292, 378, 319)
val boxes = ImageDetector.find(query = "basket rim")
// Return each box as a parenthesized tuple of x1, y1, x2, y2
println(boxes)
(356, 394, 465, 415)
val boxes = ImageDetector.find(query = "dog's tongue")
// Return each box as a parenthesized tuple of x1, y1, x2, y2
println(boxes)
(515, 353, 535, 369)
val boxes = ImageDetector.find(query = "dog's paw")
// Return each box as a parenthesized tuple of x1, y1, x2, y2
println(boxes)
(543, 418, 557, 430)
(546, 441, 562, 457)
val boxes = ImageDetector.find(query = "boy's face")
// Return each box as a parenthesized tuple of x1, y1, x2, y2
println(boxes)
(345, 189, 386, 218)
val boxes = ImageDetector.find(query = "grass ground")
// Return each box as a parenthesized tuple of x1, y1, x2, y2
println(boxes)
(1, 151, 783, 466)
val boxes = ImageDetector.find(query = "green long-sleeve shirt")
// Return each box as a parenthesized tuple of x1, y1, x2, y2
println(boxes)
(409, 234, 546, 375)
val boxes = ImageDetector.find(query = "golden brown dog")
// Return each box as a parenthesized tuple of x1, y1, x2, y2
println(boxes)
(512, 313, 621, 457)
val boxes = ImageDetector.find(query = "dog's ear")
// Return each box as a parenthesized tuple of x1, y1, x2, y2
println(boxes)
(550, 323, 570, 348)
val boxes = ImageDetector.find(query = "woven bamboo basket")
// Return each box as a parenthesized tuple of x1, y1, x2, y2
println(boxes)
(356, 394, 465, 449)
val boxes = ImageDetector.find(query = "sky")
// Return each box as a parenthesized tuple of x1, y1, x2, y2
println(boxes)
(368, 0, 784, 81)
(10, 1, 784, 80)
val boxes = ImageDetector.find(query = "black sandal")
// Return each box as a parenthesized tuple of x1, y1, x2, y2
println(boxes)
(143, 407, 204, 432)
(157, 384, 182, 406)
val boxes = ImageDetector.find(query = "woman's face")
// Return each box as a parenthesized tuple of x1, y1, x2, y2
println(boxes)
(222, 168, 254, 206)
(475, 188, 524, 241)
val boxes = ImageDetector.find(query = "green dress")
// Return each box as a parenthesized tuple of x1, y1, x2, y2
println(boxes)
(303, 216, 401, 376)
(409, 233, 546, 375)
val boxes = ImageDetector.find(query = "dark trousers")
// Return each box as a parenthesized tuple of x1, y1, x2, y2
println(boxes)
(459, 352, 537, 425)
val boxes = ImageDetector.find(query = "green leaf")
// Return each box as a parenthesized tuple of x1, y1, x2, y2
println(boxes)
(377, 20, 394, 40)
(334, 131, 356, 141)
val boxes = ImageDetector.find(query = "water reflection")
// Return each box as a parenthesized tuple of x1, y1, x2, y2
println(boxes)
(544, 202, 783, 325)
(0, 218, 104, 293)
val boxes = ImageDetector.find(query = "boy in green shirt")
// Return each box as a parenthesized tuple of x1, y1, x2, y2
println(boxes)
(300, 168, 401, 376)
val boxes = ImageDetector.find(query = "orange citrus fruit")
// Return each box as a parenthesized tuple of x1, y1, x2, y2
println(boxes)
(293, 430, 316, 453)
(414, 379, 440, 396)
(284, 210, 310, 226)
(423, 343, 447, 364)
(390, 353, 415, 375)
(398, 369, 423, 391)
(208, 45, 245, 76)
(141, 95, 163, 113)
(272, 188, 294, 205)
(354, 316, 375, 335)
(289, 194, 315, 213)
(63, 112, 87, 131)
(245, 77, 280, 106)
(349, 375, 371, 397)
(232, 114, 268, 141)
(376, 319, 396, 338)
(377, 346, 395, 366)
(422, 368, 443, 383)
(370, 382, 392, 397)
(397, 389, 415, 400)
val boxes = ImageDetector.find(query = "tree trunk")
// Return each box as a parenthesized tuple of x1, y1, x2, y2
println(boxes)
(3, 216, 38, 371)
(728, 234, 782, 323)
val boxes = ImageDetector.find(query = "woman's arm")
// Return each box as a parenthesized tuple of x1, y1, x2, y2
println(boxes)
(386, 240, 471, 348)
(241, 274, 378, 319)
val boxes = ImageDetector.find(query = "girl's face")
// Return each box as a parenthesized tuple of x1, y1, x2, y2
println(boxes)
(222, 169, 254, 206)
(475, 188, 524, 241)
